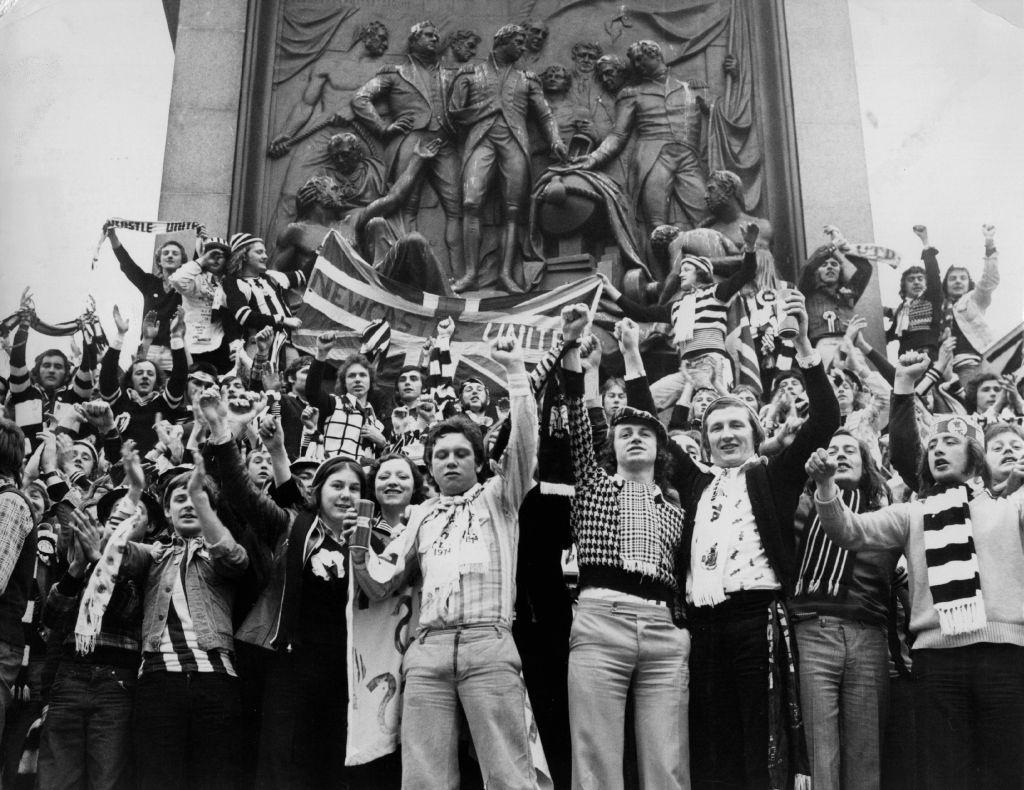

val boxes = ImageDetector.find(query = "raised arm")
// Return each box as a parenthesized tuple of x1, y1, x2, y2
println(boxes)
(105, 224, 156, 295)
(199, 389, 292, 546)
(973, 224, 999, 311)
(807, 448, 911, 551)
(357, 139, 440, 233)
(163, 309, 188, 408)
(712, 224, 760, 303)
(772, 291, 841, 482)
(188, 457, 248, 577)
(490, 334, 538, 512)
(889, 352, 933, 495)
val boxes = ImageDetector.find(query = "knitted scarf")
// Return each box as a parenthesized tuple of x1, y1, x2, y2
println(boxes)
(689, 464, 752, 607)
(767, 600, 811, 790)
(794, 488, 862, 598)
(614, 476, 669, 578)
(671, 290, 699, 346)
(419, 483, 487, 624)
(74, 504, 143, 655)
(921, 484, 987, 636)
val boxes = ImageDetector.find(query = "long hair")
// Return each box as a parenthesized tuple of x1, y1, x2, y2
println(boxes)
(597, 426, 675, 494)
(941, 266, 975, 299)
(831, 429, 891, 509)
(311, 457, 367, 513)
(919, 438, 989, 496)
(31, 349, 70, 388)
(334, 353, 375, 398)
(120, 358, 165, 395)
(964, 371, 1000, 414)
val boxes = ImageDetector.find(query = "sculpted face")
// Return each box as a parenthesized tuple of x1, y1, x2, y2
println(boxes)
(595, 58, 626, 93)
(633, 50, 662, 78)
(704, 179, 733, 213)
(410, 25, 440, 57)
(572, 44, 601, 73)
(450, 34, 479, 62)
(541, 66, 570, 95)
(524, 22, 548, 52)
(328, 134, 366, 174)
(363, 28, 389, 57)
(503, 30, 527, 60)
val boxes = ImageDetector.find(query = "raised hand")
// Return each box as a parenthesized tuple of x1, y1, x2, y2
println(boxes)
(121, 440, 145, 494)
(258, 414, 285, 453)
(197, 387, 229, 439)
(596, 272, 622, 301)
(489, 333, 523, 368)
(805, 447, 838, 486)
(912, 224, 929, 247)
(38, 430, 57, 473)
(112, 305, 129, 336)
(560, 303, 590, 343)
(140, 310, 159, 341)
(895, 350, 932, 382)
(823, 224, 848, 250)
(436, 316, 455, 340)
(360, 422, 387, 448)
(580, 334, 603, 371)
(225, 390, 269, 434)
(187, 456, 210, 508)
(741, 222, 760, 250)
(315, 331, 338, 361)
(280, 316, 302, 331)
(68, 509, 103, 563)
(254, 326, 274, 357)
(936, 336, 956, 374)
(79, 400, 116, 434)
(843, 314, 868, 346)
(982, 224, 996, 249)
(613, 317, 640, 355)
(300, 405, 320, 433)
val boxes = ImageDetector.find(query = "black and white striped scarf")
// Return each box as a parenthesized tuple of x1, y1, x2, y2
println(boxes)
(921, 485, 987, 636)
(795, 488, 861, 599)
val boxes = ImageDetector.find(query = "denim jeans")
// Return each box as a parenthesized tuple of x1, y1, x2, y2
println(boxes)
(795, 617, 889, 790)
(133, 670, 242, 790)
(400, 624, 534, 790)
(568, 597, 691, 790)
(37, 663, 136, 790)
(913, 644, 1024, 790)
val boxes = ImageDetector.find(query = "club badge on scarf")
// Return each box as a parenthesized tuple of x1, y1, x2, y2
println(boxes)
(419, 483, 488, 623)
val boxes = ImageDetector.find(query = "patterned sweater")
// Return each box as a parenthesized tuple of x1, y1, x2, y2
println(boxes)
(565, 370, 684, 603)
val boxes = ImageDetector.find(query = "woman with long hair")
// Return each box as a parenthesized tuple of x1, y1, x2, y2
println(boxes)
(198, 388, 382, 789)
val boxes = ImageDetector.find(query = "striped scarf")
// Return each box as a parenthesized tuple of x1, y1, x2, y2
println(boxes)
(795, 488, 862, 598)
(921, 485, 987, 636)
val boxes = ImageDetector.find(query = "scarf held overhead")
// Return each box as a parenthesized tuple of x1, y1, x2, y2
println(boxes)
(93, 218, 201, 268)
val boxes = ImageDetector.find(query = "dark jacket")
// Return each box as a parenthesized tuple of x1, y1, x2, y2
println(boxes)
(625, 358, 840, 604)
(205, 440, 335, 651)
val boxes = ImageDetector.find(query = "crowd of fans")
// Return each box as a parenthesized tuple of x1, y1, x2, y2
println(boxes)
(0, 216, 1019, 790)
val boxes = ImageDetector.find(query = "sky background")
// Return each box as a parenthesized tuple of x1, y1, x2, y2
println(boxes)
(0, 0, 1021, 361)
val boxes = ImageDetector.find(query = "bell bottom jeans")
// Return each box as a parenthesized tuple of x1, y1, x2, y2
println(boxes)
(568, 597, 691, 790)
(795, 617, 889, 790)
